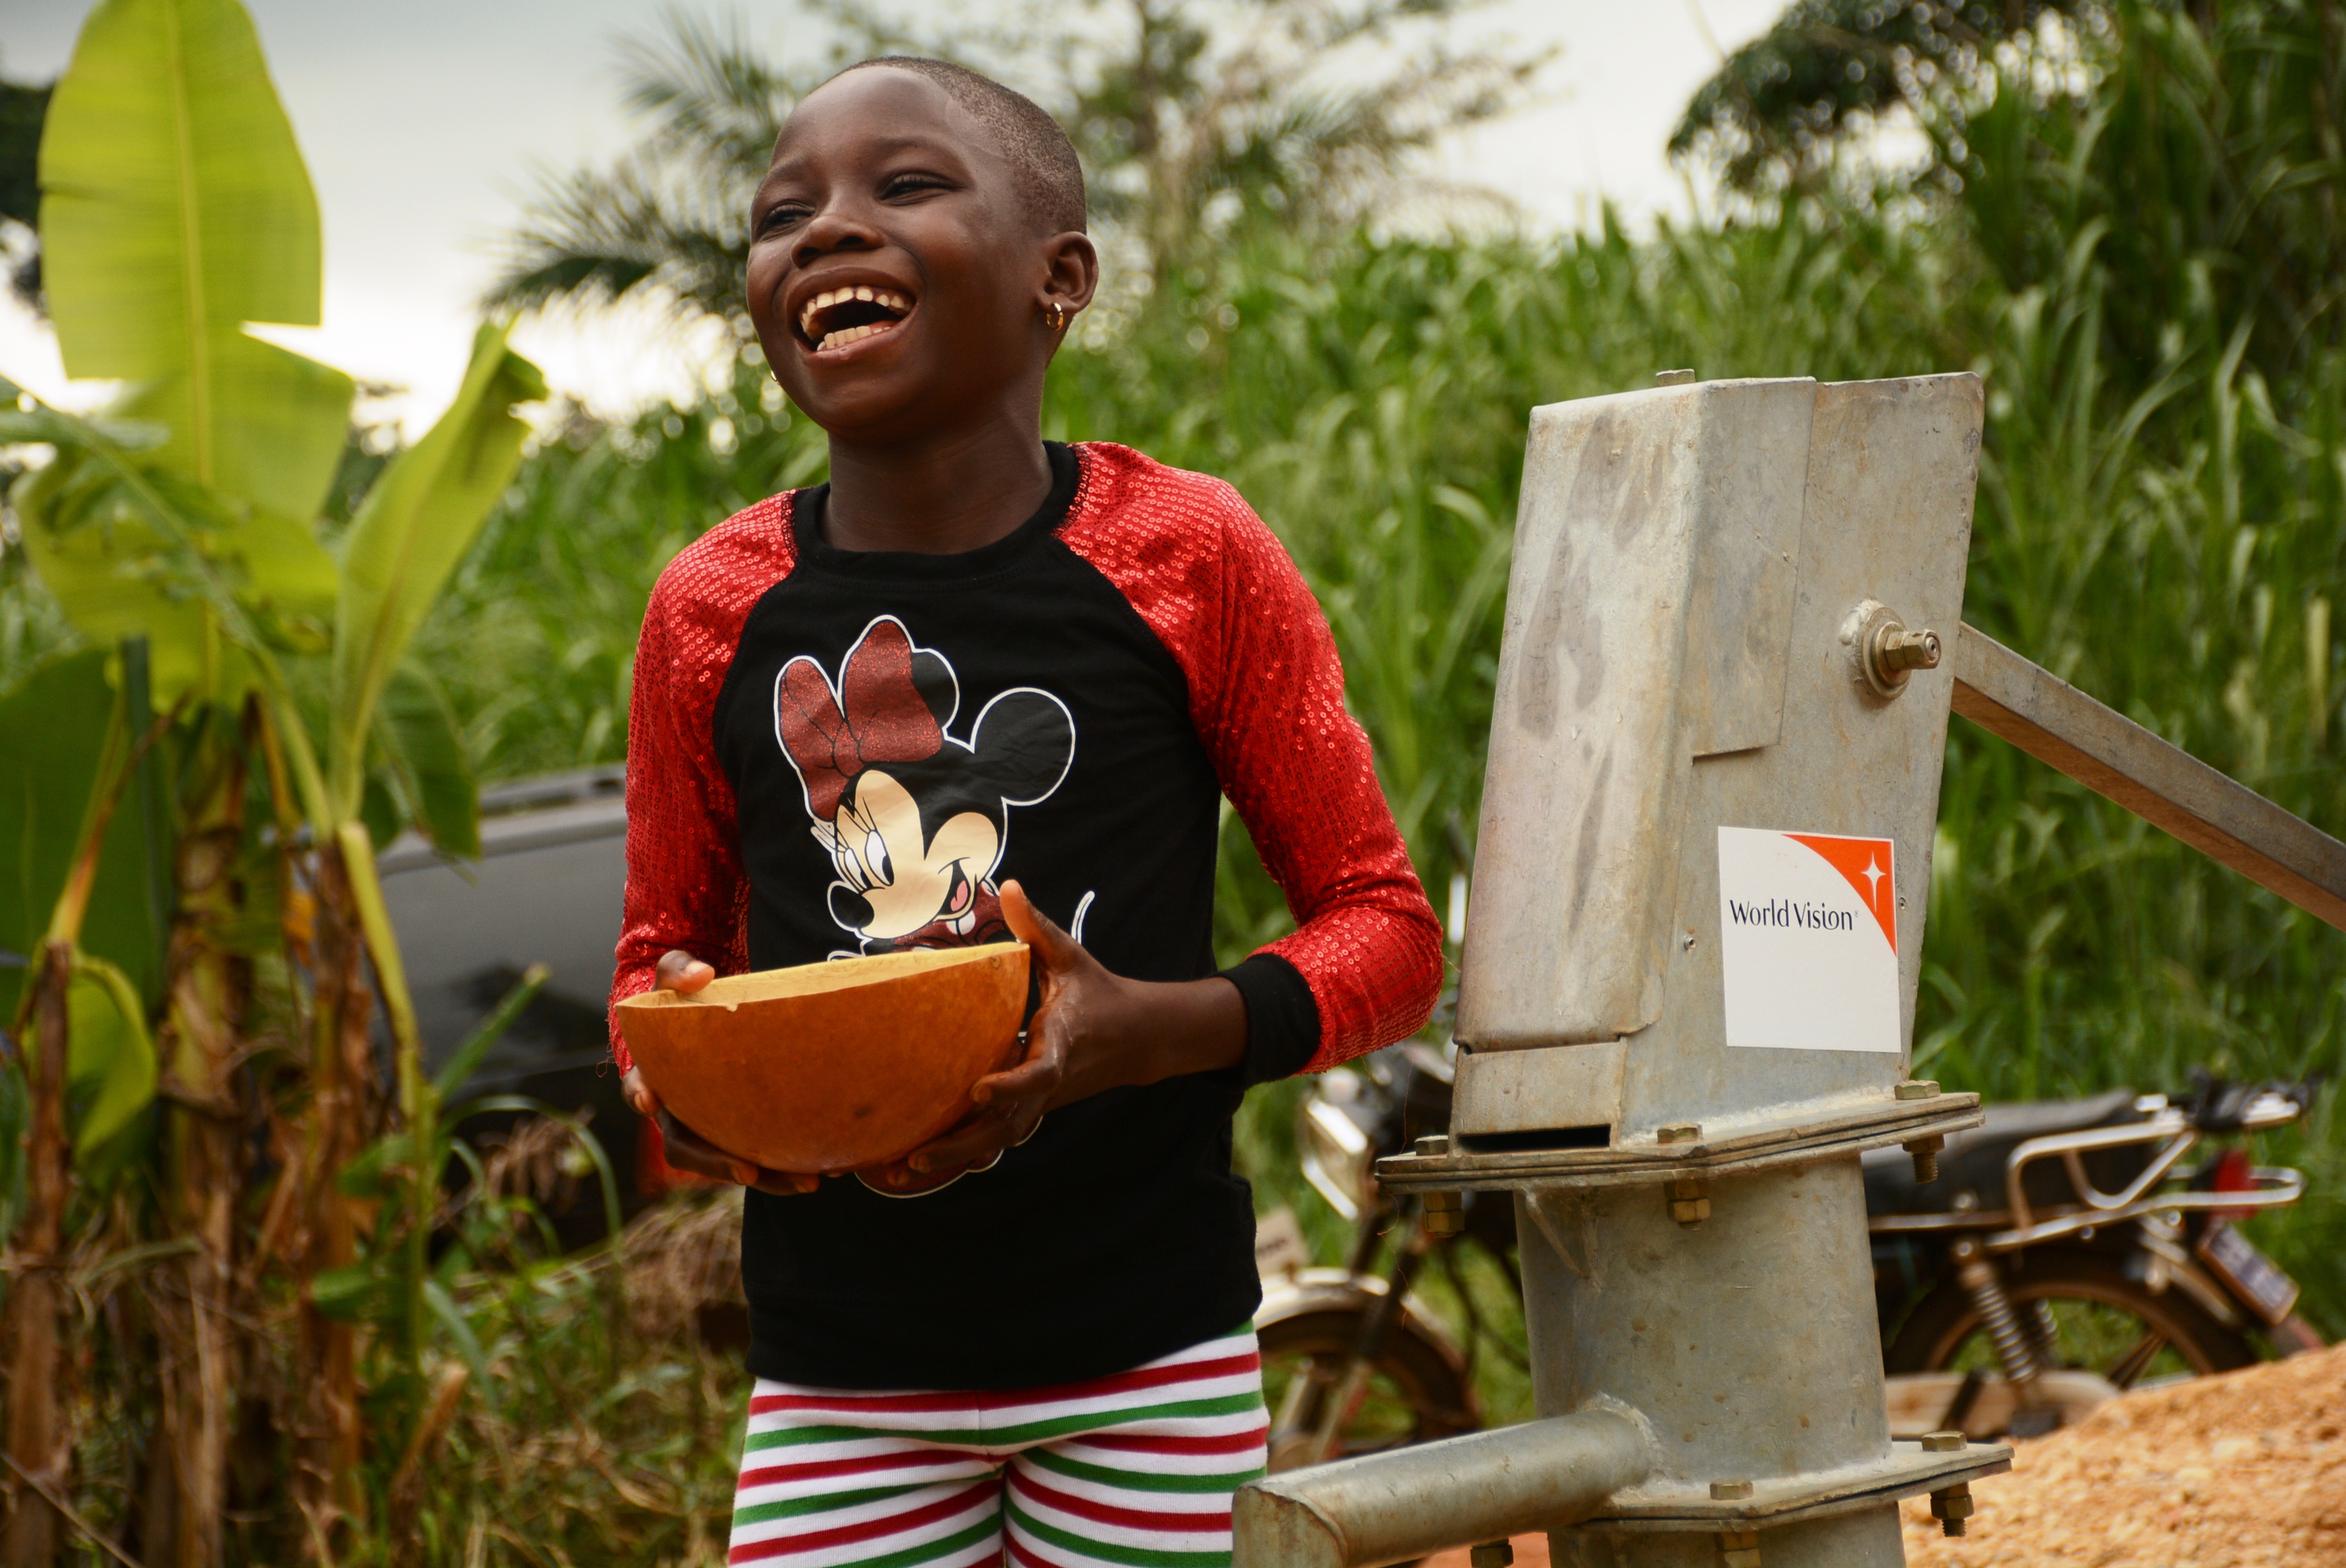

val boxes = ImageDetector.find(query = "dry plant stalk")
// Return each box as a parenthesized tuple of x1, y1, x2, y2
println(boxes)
(2, 943, 76, 1566)
(619, 1190, 745, 1345)
(293, 841, 379, 1548)
(145, 722, 253, 1568)
(478, 1116, 585, 1214)
(390, 1362, 472, 1511)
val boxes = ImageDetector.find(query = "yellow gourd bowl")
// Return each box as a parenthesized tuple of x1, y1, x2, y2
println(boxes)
(616, 943, 1030, 1175)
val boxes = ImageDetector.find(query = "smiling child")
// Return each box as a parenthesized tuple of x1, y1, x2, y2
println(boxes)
(608, 56, 1443, 1568)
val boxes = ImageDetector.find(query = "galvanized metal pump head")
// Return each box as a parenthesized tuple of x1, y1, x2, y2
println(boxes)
(1237, 376, 2014, 1568)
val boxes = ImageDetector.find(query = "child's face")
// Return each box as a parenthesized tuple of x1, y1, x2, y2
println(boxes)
(746, 71, 1084, 443)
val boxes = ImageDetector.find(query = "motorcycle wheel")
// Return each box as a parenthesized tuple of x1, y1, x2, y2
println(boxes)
(1884, 1245, 2258, 1393)
(1258, 1308, 1477, 1472)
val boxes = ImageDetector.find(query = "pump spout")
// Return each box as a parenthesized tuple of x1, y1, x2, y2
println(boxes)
(1232, 1409, 1653, 1568)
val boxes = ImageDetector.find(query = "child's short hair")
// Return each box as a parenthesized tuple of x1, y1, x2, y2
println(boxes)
(838, 56, 1088, 237)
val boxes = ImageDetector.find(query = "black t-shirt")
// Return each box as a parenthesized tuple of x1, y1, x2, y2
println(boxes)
(615, 440, 1443, 1390)
(712, 447, 1286, 1388)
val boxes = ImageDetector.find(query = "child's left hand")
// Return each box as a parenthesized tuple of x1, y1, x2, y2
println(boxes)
(881, 880, 1247, 1187)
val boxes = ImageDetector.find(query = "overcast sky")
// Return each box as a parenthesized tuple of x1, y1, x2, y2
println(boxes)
(2, 0, 1785, 430)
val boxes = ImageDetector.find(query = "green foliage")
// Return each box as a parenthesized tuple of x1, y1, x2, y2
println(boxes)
(376, 662, 481, 860)
(0, 649, 167, 1023)
(1956, 0, 2346, 402)
(485, 0, 1544, 326)
(416, 366, 828, 779)
(1680, 0, 2346, 404)
(40, 0, 353, 524)
(13, 437, 341, 702)
(329, 321, 547, 827)
(61, 953, 154, 1156)
(1670, 0, 2096, 191)
(0, 1, 565, 1552)
(1037, 0, 1545, 274)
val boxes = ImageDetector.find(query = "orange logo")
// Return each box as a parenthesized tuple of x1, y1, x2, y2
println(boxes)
(1785, 833, 1898, 953)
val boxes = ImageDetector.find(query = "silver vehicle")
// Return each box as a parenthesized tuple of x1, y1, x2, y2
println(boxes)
(378, 765, 641, 1237)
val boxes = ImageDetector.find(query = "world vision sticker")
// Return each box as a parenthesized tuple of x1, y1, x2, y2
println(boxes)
(1716, 826, 1901, 1054)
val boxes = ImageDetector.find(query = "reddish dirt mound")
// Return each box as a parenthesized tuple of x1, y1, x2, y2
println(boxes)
(1422, 1345, 2344, 1566)
(1903, 1341, 2346, 1565)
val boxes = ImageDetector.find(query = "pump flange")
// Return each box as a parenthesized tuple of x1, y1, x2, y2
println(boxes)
(1376, 1091, 1984, 1195)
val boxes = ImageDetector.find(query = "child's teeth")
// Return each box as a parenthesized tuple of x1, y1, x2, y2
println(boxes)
(814, 317, 900, 353)
(801, 286, 916, 342)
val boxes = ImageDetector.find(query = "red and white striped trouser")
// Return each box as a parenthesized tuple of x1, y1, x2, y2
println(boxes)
(728, 1326, 1266, 1568)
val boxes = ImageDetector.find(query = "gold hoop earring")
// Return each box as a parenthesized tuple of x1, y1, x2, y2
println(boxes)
(1044, 301, 1068, 332)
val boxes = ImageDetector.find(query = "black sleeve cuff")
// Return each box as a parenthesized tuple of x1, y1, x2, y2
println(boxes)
(1220, 953, 1321, 1087)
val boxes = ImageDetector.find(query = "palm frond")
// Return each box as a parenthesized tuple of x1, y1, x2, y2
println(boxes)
(490, 0, 1550, 314)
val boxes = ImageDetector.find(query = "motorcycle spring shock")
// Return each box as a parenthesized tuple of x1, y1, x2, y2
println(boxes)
(1952, 1242, 2042, 1388)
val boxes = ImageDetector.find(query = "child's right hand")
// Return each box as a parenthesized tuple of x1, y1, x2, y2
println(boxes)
(621, 949, 819, 1196)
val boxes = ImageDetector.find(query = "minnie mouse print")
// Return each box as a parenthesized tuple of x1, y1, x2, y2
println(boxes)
(773, 615, 1075, 956)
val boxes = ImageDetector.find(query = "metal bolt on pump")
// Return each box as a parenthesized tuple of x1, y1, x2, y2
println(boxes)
(1904, 1134, 1946, 1183)
(1929, 1483, 1975, 1537)
(1665, 1178, 1711, 1229)
(1852, 601, 1945, 699)
(1658, 1125, 1712, 1227)
(1422, 1190, 1467, 1236)
(1233, 376, 2014, 1568)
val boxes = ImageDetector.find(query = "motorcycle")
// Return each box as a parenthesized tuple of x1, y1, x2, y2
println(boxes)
(1258, 1040, 1515, 1470)
(1258, 1044, 2323, 1467)
(1865, 1070, 2324, 1437)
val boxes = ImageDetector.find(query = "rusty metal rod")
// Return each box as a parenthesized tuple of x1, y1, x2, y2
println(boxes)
(1950, 623, 2346, 931)
(1233, 1410, 1652, 1568)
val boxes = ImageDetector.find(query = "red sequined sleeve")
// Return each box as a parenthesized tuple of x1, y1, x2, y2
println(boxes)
(1059, 445, 1444, 1073)
(608, 496, 798, 1071)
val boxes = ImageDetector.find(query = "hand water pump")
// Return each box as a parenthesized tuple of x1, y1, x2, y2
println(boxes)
(1233, 366, 2346, 1565)
(1241, 372, 2012, 1566)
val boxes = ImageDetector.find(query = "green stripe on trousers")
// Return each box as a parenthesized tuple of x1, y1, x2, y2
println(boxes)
(812, 1512, 1004, 1568)
(733, 1480, 937, 1526)
(746, 1392, 1265, 1454)
(1020, 1446, 1264, 1495)
(1006, 1497, 1233, 1568)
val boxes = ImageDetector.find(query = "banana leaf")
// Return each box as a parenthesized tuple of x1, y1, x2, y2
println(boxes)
(38, 0, 352, 523)
(0, 651, 169, 1026)
(65, 953, 157, 1156)
(328, 323, 544, 822)
(11, 449, 339, 701)
(376, 662, 480, 860)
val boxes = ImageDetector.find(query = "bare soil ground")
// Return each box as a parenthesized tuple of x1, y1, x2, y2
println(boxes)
(1422, 1344, 2346, 1568)
(1901, 1341, 2346, 1566)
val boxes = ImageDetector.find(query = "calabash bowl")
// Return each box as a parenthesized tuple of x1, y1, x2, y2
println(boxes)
(616, 943, 1030, 1175)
